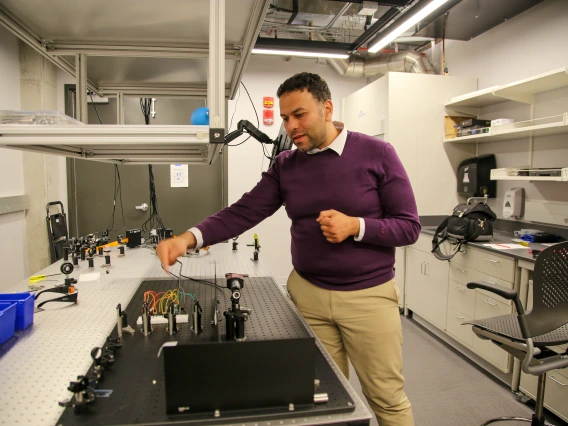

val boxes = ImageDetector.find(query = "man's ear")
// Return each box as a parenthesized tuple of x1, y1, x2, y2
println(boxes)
(323, 99, 333, 122)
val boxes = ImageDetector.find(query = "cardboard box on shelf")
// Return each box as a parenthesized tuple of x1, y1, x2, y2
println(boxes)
(444, 116, 472, 139)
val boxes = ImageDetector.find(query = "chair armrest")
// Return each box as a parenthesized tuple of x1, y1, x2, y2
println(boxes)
(467, 281, 525, 315)
(466, 281, 518, 299)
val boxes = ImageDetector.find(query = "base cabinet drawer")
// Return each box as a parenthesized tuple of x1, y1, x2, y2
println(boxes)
(452, 247, 515, 283)
(472, 291, 512, 372)
(472, 336, 511, 372)
(448, 280, 476, 318)
(446, 307, 474, 348)
(545, 370, 568, 421)
(474, 291, 512, 319)
(520, 369, 568, 422)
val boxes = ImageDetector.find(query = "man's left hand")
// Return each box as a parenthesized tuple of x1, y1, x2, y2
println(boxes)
(317, 209, 360, 243)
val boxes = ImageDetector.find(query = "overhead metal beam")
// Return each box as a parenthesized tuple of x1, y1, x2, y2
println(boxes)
(255, 37, 352, 54)
(98, 83, 232, 98)
(288, 0, 299, 24)
(350, 6, 403, 51)
(98, 83, 216, 98)
(329, 0, 413, 6)
(45, 43, 241, 59)
(229, 0, 271, 99)
(4, 144, 208, 164)
(0, 5, 100, 95)
(351, 0, 461, 52)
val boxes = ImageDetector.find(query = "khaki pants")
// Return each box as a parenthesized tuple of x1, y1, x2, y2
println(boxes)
(287, 269, 414, 426)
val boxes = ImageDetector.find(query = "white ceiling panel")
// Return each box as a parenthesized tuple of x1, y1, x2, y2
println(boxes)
(0, 0, 255, 45)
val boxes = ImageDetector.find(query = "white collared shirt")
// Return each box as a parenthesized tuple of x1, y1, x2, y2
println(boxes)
(306, 121, 347, 155)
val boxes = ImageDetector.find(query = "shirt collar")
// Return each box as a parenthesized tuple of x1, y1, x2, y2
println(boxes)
(307, 121, 347, 155)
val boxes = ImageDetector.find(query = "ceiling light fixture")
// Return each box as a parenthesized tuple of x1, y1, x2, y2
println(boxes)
(368, 0, 450, 53)
(251, 48, 349, 59)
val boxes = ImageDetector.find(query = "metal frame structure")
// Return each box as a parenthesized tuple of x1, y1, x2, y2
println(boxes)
(0, 125, 210, 164)
(0, 0, 271, 165)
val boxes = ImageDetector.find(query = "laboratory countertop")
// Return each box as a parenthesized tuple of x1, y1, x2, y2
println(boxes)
(420, 227, 557, 264)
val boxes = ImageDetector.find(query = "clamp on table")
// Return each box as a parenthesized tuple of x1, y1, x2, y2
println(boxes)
(34, 262, 78, 311)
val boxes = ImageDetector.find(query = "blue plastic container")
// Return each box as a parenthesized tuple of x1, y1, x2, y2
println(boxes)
(0, 292, 34, 330)
(0, 302, 17, 344)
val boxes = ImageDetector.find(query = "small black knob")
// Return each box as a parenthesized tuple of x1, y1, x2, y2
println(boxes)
(105, 255, 111, 265)
(88, 257, 94, 268)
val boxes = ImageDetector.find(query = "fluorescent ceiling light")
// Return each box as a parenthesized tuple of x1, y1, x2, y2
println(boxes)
(368, 0, 450, 53)
(252, 48, 349, 59)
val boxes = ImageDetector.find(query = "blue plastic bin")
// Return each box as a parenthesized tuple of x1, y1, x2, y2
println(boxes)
(0, 293, 34, 330)
(0, 302, 17, 344)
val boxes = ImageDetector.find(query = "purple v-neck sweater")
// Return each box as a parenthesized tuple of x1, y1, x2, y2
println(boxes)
(195, 131, 420, 290)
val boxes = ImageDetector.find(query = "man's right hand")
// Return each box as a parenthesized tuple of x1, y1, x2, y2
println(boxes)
(156, 231, 197, 271)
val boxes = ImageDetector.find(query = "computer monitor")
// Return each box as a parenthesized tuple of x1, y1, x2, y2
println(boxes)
(269, 122, 294, 167)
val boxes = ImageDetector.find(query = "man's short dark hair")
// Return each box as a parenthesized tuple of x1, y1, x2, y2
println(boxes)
(276, 72, 331, 103)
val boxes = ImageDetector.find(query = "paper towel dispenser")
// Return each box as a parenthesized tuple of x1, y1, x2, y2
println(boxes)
(457, 154, 496, 198)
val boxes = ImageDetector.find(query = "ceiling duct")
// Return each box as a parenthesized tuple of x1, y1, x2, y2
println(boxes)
(316, 34, 434, 77)
(328, 50, 434, 77)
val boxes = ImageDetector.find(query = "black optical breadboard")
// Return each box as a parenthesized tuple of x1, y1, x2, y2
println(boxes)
(56, 277, 357, 426)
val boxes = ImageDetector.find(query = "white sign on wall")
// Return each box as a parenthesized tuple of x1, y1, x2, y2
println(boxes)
(170, 164, 188, 188)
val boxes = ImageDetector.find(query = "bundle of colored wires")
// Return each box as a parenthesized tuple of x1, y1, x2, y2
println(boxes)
(143, 288, 195, 315)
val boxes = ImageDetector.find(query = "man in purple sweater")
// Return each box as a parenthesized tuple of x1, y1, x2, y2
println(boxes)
(157, 72, 420, 426)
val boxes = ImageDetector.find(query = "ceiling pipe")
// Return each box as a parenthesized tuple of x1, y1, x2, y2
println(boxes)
(317, 34, 433, 77)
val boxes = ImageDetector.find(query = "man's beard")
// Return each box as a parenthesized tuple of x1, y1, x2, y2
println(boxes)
(303, 126, 327, 151)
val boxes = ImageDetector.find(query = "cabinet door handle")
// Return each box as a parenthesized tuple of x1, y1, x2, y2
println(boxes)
(484, 300, 498, 306)
(424, 262, 429, 276)
(484, 279, 496, 285)
(453, 314, 465, 320)
(549, 376, 568, 386)
(486, 259, 501, 264)
(456, 286, 466, 292)
(420, 262, 425, 274)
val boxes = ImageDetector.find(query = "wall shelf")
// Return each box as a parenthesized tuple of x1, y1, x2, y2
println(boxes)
(444, 113, 568, 143)
(445, 66, 568, 110)
(490, 167, 568, 182)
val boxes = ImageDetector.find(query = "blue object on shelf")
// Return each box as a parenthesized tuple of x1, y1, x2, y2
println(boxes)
(520, 233, 561, 244)
(190, 107, 209, 125)
(0, 302, 17, 344)
(0, 292, 34, 330)
(521, 234, 536, 243)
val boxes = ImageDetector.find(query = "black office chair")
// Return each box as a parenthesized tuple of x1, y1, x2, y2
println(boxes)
(463, 241, 568, 426)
